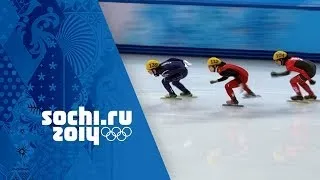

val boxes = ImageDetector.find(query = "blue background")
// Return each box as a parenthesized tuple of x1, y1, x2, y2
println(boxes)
(0, 0, 169, 179)
(101, 0, 320, 6)
(102, 2, 320, 53)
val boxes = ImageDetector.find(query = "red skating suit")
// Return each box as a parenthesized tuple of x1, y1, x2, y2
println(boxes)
(285, 57, 316, 81)
(217, 64, 250, 99)
(285, 57, 316, 95)
(217, 64, 249, 83)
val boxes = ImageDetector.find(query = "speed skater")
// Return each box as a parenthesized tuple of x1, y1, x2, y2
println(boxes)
(207, 57, 258, 105)
(145, 57, 193, 98)
(271, 50, 317, 100)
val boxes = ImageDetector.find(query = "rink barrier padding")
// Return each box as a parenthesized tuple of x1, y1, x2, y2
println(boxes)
(102, 0, 320, 60)
(117, 44, 320, 62)
(100, 0, 320, 11)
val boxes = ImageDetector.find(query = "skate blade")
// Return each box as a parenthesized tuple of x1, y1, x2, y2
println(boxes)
(287, 100, 309, 103)
(242, 95, 261, 99)
(222, 104, 244, 107)
(305, 99, 320, 102)
(180, 95, 198, 98)
(160, 97, 182, 100)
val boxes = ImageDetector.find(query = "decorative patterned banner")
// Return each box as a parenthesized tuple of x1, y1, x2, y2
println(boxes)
(0, 0, 169, 179)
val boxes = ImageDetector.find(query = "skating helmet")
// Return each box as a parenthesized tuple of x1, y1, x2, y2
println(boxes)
(273, 51, 287, 65)
(207, 57, 222, 72)
(146, 59, 160, 73)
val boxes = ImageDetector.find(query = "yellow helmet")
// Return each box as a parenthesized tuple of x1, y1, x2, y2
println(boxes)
(273, 51, 287, 61)
(207, 57, 222, 66)
(145, 59, 160, 71)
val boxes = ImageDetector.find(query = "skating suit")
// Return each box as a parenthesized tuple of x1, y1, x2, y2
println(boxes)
(285, 57, 316, 80)
(217, 64, 249, 83)
(154, 58, 188, 81)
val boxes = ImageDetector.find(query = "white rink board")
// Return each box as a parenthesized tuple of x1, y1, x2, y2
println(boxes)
(122, 54, 320, 180)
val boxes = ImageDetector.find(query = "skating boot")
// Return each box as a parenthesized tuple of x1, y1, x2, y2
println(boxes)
(226, 98, 239, 105)
(243, 92, 258, 98)
(304, 94, 317, 100)
(180, 91, 193, 97)
(164, 93, 177, 99)
(290, 95, 304, 101)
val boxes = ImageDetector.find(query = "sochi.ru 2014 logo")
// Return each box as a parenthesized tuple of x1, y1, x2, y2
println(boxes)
(42, 107, 133, 145)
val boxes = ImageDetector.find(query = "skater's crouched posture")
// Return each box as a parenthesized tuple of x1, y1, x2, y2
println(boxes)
(271, 51, 317, 100)
(207, 57, 257, 105)
(145, 58, 193, 98)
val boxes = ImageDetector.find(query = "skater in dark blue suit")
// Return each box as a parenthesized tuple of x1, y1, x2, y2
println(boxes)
(145, 58, 193, 98)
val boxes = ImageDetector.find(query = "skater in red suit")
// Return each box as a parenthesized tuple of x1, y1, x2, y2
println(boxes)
(271, 51, 317, 101)
(207, 57, 257, 105)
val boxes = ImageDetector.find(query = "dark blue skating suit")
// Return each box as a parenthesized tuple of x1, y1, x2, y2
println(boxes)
(153, 58, 191, 95)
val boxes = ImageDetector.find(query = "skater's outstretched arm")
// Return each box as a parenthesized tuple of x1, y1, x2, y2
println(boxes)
(210, 76, 228, 84)
(210, 69, 238, 84)
(217, 76, 229, 82)
(271, 71, 290, 77)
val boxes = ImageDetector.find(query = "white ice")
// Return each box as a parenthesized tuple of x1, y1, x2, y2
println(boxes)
(122, 54, 320, 180)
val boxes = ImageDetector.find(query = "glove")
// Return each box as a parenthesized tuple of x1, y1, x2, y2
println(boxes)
(210, 80, 218, 84)
(310, 79, 316, 85)
(270, 71, 279, 77)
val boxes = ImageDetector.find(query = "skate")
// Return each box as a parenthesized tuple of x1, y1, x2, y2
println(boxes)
(227, 99, 238, 105)
(160, 93, 182, 100)
(180, 91, 192, 97)
(242, 92, 261, 99)
(287, 95, 308, 103)
(222, 99, 244, 107)
(180, 91, 197, 98)
(290, 95, 303, 101)
(304, 95, 317, 100)
(304, 95, 320, 103)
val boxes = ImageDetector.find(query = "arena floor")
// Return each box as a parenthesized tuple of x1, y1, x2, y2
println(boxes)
(122, 54, 320, 180)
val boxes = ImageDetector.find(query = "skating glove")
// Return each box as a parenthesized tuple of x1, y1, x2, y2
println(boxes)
(310, 79, 316, 85)
(210, 80, 218, 84)
(270, 71, 279, 77)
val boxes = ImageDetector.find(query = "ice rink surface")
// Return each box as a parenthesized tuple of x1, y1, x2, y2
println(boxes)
(122, 54, 320, 180)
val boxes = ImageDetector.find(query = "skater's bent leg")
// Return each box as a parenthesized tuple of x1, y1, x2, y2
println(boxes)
(225, 80, 240, 100)
(162, 78, 175, 95)
(172, 81, 190, 93)
(238, 76, 254, 95)
(290, 75, 302, 96)
(169, 69, 191, 94)
(297, 75, 315, 96)
(241, 83, 254, 94)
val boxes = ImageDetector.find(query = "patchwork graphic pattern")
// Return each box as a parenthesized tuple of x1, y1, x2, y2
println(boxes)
(0, 46, 25, 130)
(0, 0, 170, 179)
